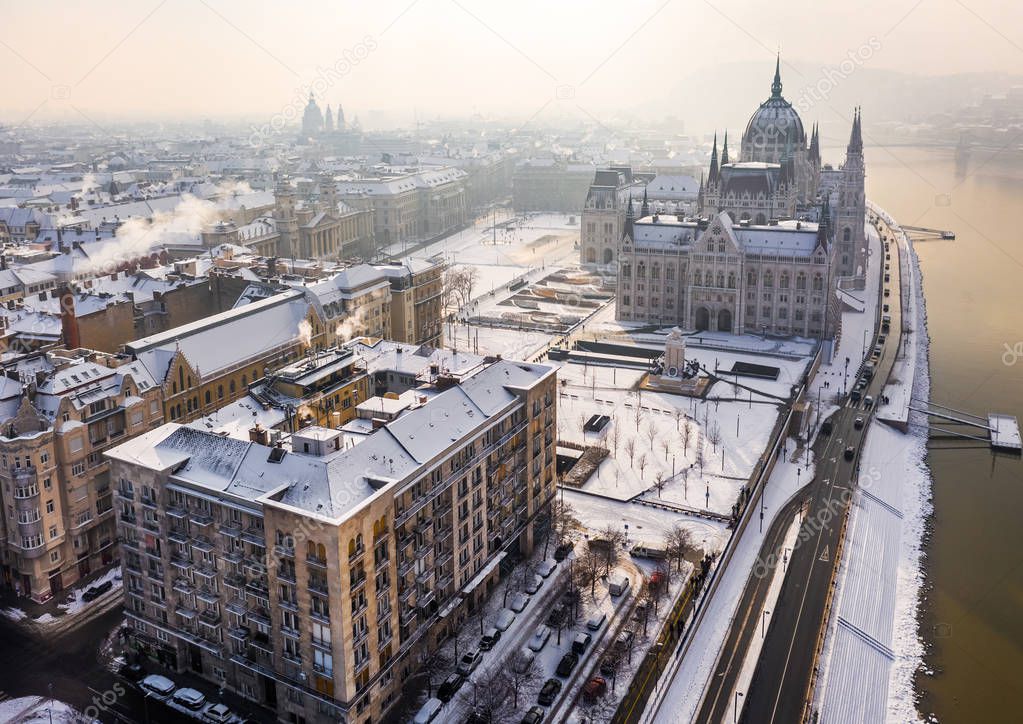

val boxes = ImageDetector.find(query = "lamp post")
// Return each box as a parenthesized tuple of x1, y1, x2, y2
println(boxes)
(735, 691, 744, 723)
(762, 609, 771, 638)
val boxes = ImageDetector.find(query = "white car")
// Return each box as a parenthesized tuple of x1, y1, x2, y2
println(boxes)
(524, 574, 543, 594)
(494, 608, 516, 631)
(509, 592, 529, 613)
(140, 674, 176, 701)
(169, 687, 206, 715)
(527, 625, 552, 652)
(536, 560, 557, 578)
(201, 703, 240, 724)
(513, 647, 536, 673)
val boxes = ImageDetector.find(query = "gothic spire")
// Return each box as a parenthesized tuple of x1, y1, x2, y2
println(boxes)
(641, 185, 650, 217)
(708, 132, 719, 184)
(337, 105, 346, 131)
(721, 131, 729, 165)
(847, 107, 863, 154)
(771, 53, 783, 98)
(624, 193, 635, 239)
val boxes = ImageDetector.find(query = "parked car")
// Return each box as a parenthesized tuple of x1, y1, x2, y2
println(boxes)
(413, 698, 443, 724)
(850, 389, 862, 403)
(555, 652, 579, 677)
(118, 661, 146, 684)
(633, 601, 648, 622)
(521, 705, 546, 724)
(457, 649, 483, 676)
(524, 575, 543, 595)
(140, 674, 176, 701)
(864, 395, 874, 409)
(553, 542, 573, 561)
(82, 580, 114, 602)
(170, 688, 207, 713)
(820, 420, 833, 435)
(586, 612, 607, 631)
(480, 627, 501, 651)
(883, 304, 890, 313)
(536, 560, 557, 578)
(630, 544, 667, 560)
(571, 632, 592, 655)
(509, 592, 529, 613)
(538, 678, 563, 705)
(513, 648, 536, 674)
(528, 625, 552, 652)
(884, 288, 890, 297)
(609, 576, 630, 596)
(437, 673, 465, 703)
(494, 608, 516, 631)
(582, 677, 608, 702)
(201, 703, 238, 724)
(854, 416, 864, 429)
(844, 446, 856, 461)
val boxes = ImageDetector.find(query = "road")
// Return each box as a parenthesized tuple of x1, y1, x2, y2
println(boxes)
(694, 221, 903, 724)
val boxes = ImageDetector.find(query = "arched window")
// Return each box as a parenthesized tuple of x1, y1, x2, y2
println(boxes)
(205, 390, 211, 404)
(621, 263, 631, 278)
(813, 274, 823, 291)
(637, 262, 646, 278)
(764, 272, 773, 288)
(780, 273, 790, 289)
(694, 270, 702, 286)
(666, 264, 675, 281)
(843, 227, 851, 242)
(747, 270, 757, 286)
(651, 263, 660, 280)
(172, 382, 177, 395)
(796, 273, 807, 290)
(727, 272, 736, 289)
(217, 385, 224, 400)
(242, 375, 247, 387)
(178, 366, 184, 390)
(229, 380, 236, 394)
(586, 247, 596, 263)
(716, 272, 725, 288)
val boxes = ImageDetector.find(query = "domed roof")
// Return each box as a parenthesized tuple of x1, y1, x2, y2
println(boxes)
(741, 58, 805, 160)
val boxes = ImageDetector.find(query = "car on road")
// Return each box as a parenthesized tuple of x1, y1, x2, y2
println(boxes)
(582, 676, 608, 702)
(864, 395, 874, 409)
(586, 612, 607, 631)
(413, 698, 443, 724)
(509, 592, 529, 613)
(555, 652, 579, 677)
(844, 446, 855, 461)
(479, 626, 501, 651)
(494, 608, 516, 631)
(437, 673, 465, 703)
(572, 632, 592, 654)
(82, 579, 114, 602)
(528, 625, 552, 652)
(118, 661, 146, 684)
(850, 389, 862, 403)
(878, 334, 886, 344)
(513, 648, 536, 673)
(457, 649, 483, 676)
(200, 703, 239, 724)
(553, 542, 573, 561)
(883, 304, 890, 313)
(521, 705, 546, 724)
(609, 576, 630, 596)
(821, 420, 833, 435)
(169, 687, 207, 714)
(884, 288, 891, 297)
(536, 560, 557, 578)
(854, 416, 864, 429)
(538, 678, 562, 705)
(140, 674, 176, 701)
(524, 575, 543, 595)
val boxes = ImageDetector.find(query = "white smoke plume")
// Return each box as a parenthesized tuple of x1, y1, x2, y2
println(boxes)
(297, 319, 313, 348)
(335, 307, 366, 343)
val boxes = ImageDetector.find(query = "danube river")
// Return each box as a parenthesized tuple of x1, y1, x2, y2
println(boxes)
(861, 143, 1023, 723)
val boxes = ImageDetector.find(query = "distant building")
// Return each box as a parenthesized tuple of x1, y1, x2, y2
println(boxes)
(375, 257, 445, 347)
(512, 159, 594, 213)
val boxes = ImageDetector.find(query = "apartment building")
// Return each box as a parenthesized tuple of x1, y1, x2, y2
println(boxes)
(107, 356, 558, 724)
(0, 348, 163, 601)
(376, 257, 445, 347)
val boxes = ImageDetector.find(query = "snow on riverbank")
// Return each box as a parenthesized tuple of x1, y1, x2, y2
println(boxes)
(814, 207, 932, 723)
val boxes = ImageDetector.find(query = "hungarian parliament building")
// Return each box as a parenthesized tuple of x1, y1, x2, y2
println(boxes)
(581, 59, 866, 340)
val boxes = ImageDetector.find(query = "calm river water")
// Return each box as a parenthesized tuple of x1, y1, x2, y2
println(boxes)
(861, 143, 1023, 723)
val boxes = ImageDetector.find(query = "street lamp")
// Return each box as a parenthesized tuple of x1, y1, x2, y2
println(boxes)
(762, 609, 771, 638)
(735, 691, 744, 723)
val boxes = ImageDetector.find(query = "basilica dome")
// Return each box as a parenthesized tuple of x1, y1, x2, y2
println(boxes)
(741, 58, 806, 162)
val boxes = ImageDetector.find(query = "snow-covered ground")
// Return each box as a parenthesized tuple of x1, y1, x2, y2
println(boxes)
(814, 207, 932, 723)
(1, 565, 122, 632)
(0, 697, 80, 723)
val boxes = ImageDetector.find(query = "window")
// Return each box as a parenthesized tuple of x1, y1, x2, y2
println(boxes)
(50, 550, 60, 563)
(46, 499, 54, 513)
(71, 462, 86, 476)
(49, 525, 58, 539)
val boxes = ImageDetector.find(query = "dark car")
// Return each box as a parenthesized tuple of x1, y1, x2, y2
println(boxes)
(479, 627, 501, 651)
(820, 420, 833, 435)
(521, 706, 545, 724)
(571, 632, 592, 655)
(553, 542, 574, 562)
(854, 416, 864, 429)
(844, 446, 855, 461)
(537, 678, 562, 705)
(83, 579, 114, 602)
(118, 662, 146, 684)
(884, 288, 891, 297)
(437, 673, 464, 703)
(850, 389, 861, 403)
(555, 652, 579, 678)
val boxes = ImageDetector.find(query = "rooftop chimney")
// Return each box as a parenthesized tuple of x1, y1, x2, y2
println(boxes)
(57, 284, 80, 349)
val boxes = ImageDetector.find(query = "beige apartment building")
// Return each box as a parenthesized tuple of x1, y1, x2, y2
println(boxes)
(107, 356, 558, 724)
(377, 257, 445, 347)
(0, 348, 164, 601)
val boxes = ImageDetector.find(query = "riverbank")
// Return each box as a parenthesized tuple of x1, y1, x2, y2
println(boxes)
(814, 205, 933, 722)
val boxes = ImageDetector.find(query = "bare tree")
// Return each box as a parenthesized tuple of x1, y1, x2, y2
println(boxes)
(708, 421, 722, 452)
(550, 497, 579, 548)
(654, 471, 667, 498)
(674, 408, 685, 432)
(597, 523, 628, 575)
(575, 547, 603, 598)
(661, 436, 671, 461)
(665, 523, 694, 575)
(460, 672, 513, 724)
(645, 420, 658, 451)
(501, 657, 543, 709)
(610, 422, 621, 458)
(682, 419, 692, 453)
(624, 438, 637, 468)
(638, 453, 648, 481)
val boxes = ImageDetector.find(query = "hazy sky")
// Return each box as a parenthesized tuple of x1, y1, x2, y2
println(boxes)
(3, 0, 1021, 128)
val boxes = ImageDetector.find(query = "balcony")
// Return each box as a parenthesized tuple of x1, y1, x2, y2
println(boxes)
(306, 554, 327, 568)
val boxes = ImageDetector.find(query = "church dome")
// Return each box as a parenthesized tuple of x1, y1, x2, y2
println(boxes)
(741, 58, 805, 162)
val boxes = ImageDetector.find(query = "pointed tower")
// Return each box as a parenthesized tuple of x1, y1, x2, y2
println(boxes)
(324, 105, 334, 132)
(624, 194, 635, 240)
(837, 107, 866, 276)
(771, 53, 783, 99)
(641, 186, 650, 217)
(721, 131, 730, 166)
(337, 105, 346, 131)
(708, 132, 719, 184)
